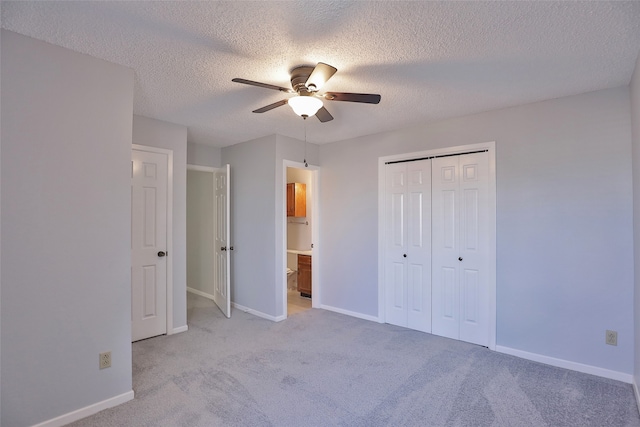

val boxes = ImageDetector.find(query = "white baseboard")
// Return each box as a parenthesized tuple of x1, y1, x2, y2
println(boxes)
(232, 302, 284, 322)
(187, 287, 215, 301)
(496, 345, 633, 384)
(171, 325, 188, 334)
(32, 390, 134, 427)
(319, 304, 380, 323)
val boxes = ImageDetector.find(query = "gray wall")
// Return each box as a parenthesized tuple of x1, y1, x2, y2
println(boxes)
(187, 141, 222, 168)
(1, 30, 134, 426)
(221, 134, 318, 318)
(187, 169, 215, 296)
(319, 87, 634, 375)
(132, 115, 188, 331)
(632, 51, 640, 389)
(222, 135, 277, 314)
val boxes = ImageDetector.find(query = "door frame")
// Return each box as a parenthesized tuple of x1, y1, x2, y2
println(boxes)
(377, 141, 496, 350)
(132, 144, 174, 336)
(281, 160, 321, 318)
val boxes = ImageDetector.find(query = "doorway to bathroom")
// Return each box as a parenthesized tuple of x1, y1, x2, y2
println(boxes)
(284, 162, 319, 317)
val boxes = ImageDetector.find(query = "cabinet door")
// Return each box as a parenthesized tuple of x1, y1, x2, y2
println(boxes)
(287, 183, 306, 217)
(287, 183, 295, 217)
(297, 255, 312, 296)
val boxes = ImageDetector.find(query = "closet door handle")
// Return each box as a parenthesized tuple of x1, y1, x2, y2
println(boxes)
(158, 251, 166, 257)
(220, 246, 227, 251)
(403, 254, 407, 258)
(458, 257, 463, 261)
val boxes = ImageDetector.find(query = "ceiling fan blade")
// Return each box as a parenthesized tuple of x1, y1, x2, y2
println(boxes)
(324, 92, 381, 104)
(232, 78, 293, 93)
(305, 63, 337, 92)
(252, 99, 288, 113)
(315, 106, 334, 123)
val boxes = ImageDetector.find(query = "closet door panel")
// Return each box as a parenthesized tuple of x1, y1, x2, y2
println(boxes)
(432, 156, 460, 340)
(384, 163, 408, 327)
(459, 152, 490, 346)
(406, 160, 431, 332)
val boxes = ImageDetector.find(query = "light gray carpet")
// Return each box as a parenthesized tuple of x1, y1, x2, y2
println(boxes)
(69, 298, 640, 426)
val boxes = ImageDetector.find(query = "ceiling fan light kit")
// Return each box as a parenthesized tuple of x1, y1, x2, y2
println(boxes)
(232, 62, 381, 122)
(288, 95, 323, 118)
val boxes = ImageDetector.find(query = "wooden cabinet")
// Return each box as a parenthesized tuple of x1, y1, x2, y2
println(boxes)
(287, 183, 306, 217)
(297, 254, 312, 297)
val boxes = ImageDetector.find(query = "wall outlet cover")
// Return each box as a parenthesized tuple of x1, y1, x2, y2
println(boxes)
(99, 351, 112, 369)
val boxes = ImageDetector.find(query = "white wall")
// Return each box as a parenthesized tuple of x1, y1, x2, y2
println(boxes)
(631, 50, 640, 391)
(1, 30, 134, 426)
(319, 87, 634, 375)
(132, 115, 188, 331)
(187, 169, 215, 296)
(187, 141, 221, 168)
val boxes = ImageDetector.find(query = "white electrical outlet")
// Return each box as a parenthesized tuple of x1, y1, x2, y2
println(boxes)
(606, 330, 618, 346)
(99, 351, 112, 369)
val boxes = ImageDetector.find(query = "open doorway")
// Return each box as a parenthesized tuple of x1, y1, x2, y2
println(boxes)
(186, 164, 231, 320)
(284, 164, 318, 316)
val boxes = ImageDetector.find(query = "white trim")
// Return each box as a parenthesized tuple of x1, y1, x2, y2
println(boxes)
(31, 390, 134, 427)
(187, 286, 215, 301)
(187, 164, 216, 173)
(377, 141, 497, 350)
(634, 378, 640, 416)
(281, 161, 321, 318)
(319, 304, 380, 323)
(132, 144, 174, 336)
(233, 302, 286, 322)
(171, 325, 189, 334)
(496, 345, 633, 384)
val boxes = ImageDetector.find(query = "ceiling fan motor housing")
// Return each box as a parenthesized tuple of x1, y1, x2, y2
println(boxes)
(290, 66, 315, 94)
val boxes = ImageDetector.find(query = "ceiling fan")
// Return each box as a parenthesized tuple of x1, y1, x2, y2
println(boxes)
(232, 62, 381, 122)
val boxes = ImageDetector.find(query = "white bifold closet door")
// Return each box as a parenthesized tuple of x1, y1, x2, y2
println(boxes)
(384, 159, 432, 333)
(432, 152, 490, 346)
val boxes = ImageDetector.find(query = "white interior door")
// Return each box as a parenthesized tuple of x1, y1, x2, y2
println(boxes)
(384, 159, 432, 332)
(432, 152, 489, 346)
(213, 164, 231, 318)
(131, 148, 168, 341)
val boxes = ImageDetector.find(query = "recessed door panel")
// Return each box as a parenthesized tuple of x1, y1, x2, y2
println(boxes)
(143, 265, 157, 318)
(409, 264, 423, 312)
(143, 187, 157, 247)
(442, 190, 456, 250)
(463, 189, 479, 251)
(391, 193, 405, 248)
(462, 269, 479, 323)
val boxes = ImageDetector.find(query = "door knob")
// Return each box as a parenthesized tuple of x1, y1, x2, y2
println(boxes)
(229, 246, 234, 251)
(220, 246, 227, 251)
(403, 254, 407, 258)
(158, 251, 166, 257)
(458, 257, 463, 261)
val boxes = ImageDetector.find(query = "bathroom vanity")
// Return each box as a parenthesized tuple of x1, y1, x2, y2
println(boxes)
(297, 254, 312, 298)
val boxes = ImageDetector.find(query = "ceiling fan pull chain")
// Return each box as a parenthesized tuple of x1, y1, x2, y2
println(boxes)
(304, 118, 308, 168)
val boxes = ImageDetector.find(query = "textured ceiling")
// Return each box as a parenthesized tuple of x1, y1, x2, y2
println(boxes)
(2, 1, 640, 147)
